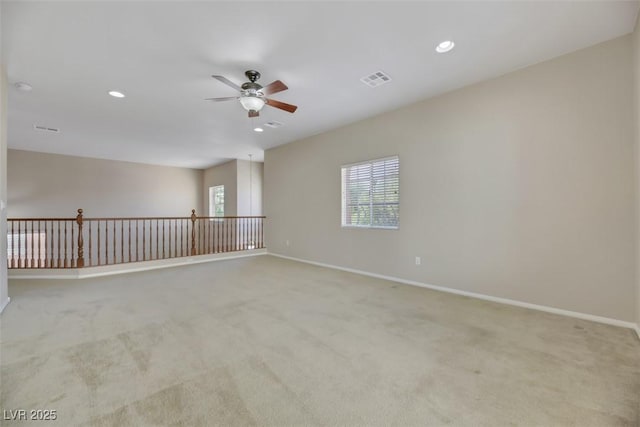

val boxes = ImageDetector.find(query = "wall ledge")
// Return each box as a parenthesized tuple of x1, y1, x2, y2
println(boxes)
(269, 252, 637, 332)
(8, 249, 267, 280)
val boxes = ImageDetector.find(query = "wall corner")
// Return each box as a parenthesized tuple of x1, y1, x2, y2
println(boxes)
(633, 10, 640, 329)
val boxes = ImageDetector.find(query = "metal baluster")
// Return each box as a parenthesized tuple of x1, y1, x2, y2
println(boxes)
(89, 221, 93, 267)
(143, 219, 146, 261)
(63, 220, 67, 267)
(175, 219, 178, 258)
(98, 220, 102, 266)
(112, 220, 116, 265)
(135, 220, 139, 262)
(209, 217, 212, 254)
(169, 219, 172, 258)
(55, 221, 60, 268)
(70, 220, 74, 268)
(10, 220, 15, 268)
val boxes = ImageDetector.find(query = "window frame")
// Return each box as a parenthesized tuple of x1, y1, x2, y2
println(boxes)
(341, 155, 399, 230)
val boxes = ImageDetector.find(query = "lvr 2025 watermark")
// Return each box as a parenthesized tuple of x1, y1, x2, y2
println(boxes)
(3, 409, 57, 421)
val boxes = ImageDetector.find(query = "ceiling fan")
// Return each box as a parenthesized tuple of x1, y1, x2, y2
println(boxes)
(206, 70, 298, 118)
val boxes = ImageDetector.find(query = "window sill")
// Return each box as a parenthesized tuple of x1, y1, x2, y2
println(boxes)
(341, 225, 398, 230)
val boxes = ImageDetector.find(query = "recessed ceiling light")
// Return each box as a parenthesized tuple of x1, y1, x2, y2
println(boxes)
(108, 90, 125, 98)
(253, 127, 264, 133)
(14, 82, 33, 92)
(436, 40, 455, 53)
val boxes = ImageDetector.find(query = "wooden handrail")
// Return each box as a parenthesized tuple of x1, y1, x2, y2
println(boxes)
(8, 216, 266, 220)
(194, 216, 267, 219)
(7, 217, 76, 221)
(81, 216, 266, 220)
(8, 209, 266, 269)
(82, 216, 196, 221)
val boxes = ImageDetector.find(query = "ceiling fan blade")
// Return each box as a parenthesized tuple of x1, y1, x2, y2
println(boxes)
(261, 80, 288, 96)
(204, 96, 239, 102)
(265, 98, 298, 113)
(212, 75, 242, 92)
(248, 110, 260, 118)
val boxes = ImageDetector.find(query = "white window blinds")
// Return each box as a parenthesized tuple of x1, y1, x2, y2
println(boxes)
(341, 156, 399, 228)
(209, 185, 225, 217)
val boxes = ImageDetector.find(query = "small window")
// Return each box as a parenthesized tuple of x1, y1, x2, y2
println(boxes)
(209, 185, 225, 217)
(341, 156, 399, 229)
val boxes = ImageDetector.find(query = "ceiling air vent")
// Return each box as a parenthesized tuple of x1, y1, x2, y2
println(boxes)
(360, 71, 392, 88)
(33, 125, 60, 134)
(264, 121, 283, 129)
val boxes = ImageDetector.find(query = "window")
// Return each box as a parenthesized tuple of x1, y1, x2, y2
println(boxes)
(209, 185, 225, 217)
(341, 156, 399, 229)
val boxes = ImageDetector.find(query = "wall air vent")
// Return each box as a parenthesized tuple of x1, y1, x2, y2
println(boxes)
(264, 121, 283, 129)
(360, 71, 392, 88)
(33, 125, 60, 134)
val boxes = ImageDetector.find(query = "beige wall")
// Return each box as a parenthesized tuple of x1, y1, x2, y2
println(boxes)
(203, 160, 237, 217)
(203, 159, 264, 217)
(237, 159, 263, 216)
(8, 150, 203, 217)
(265, 35, 635, 322)
(0, 63, 8, 311)
(634, 14, 640, 328)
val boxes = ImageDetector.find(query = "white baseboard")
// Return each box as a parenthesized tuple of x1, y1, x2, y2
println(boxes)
(9, 249, 268, 280)
(0, 297, 10, 314)
(269, 252, 637, 331)
(635, 325, 640, 340)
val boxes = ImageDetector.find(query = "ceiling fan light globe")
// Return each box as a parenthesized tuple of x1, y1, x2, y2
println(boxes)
(239, 96, 265, 112)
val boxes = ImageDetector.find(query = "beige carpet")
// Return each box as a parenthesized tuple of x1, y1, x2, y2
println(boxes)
(1, 255, 638, 426)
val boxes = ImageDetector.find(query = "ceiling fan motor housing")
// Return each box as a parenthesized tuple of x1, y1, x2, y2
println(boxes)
(242, 70, 264, 95)
(241, 81, 263, 95)
(245, 70, 261, 82)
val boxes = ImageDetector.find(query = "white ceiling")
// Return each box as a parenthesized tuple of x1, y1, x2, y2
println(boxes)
(2, 1, 638, 169)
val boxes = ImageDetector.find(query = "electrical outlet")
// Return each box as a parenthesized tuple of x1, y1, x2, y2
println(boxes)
(415, 257, 421, 266)
(286, 240, 290, 247)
